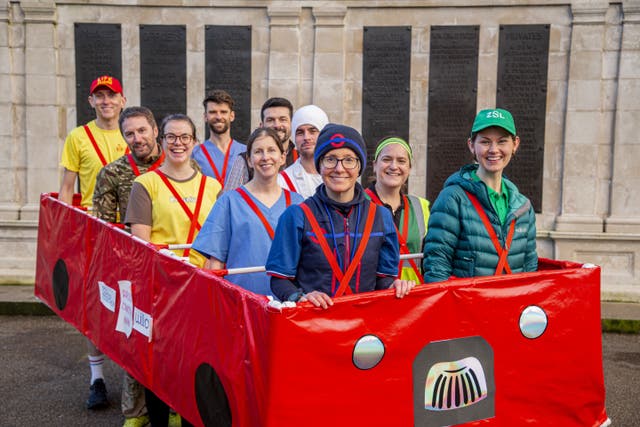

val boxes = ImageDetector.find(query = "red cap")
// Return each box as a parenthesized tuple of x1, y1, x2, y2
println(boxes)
(89, 75, 123, 95)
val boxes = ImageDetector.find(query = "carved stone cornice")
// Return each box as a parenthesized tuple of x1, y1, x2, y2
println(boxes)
(622, 1, 640, 24)
(20, 1, 56, 24)
(0, 1, 9, 23)
(313, 6, 347, 28)
(267, 5, 301, 27)
(571, 1, 608, 25)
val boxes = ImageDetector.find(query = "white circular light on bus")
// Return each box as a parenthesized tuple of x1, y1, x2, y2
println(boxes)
(519, 305, 548, 339)
(353, 335, 385, 370)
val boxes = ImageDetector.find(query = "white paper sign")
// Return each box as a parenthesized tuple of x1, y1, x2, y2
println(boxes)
(115, 280, 134, 338)
(98, 281, 116, 312)
(133, 307, 153, 341)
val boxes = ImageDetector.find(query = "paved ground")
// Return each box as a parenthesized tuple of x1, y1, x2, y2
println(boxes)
(0, 315, 638, 427)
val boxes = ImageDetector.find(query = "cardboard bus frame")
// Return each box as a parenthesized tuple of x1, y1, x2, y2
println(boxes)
(35, 193, 610, 427)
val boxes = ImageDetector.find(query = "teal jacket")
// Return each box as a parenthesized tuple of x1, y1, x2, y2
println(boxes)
(422, 164, 537, 283)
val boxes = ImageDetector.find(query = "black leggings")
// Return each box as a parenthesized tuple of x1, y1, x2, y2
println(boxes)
(144, 388, 194, 427)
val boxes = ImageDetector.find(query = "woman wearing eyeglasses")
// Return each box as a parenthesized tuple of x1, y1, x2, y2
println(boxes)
(125, 114, 221, 426)
(266, 124, 415, 309)
(191, 127, 304, 296)
(365, 136, 430, 284)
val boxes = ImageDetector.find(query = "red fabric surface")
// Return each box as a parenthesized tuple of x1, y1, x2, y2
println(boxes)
(35, 193, 608, 427)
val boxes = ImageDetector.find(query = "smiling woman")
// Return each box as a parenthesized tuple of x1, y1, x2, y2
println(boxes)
(191, 127, 304, 296)
(365, 136, 430, 284)
(123, 113, 221, 426)
(266, 124, 417, 309)
(422, 108, 538, 283)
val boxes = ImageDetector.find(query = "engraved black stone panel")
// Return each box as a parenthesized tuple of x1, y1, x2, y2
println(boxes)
(426, 26, 479, 202)
(497, 25, 549, 213)
(140, 25, 187, 127)
(74, 23, 122, 126)
(205, 26, 252, 143)
(362, 26, 411, 182)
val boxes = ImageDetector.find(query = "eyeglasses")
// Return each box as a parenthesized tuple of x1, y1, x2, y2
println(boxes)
(163, 133, 193, 144)
(321, 156, 359, 170)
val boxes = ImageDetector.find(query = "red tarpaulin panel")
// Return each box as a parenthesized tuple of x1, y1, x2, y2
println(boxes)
(35, 193, 609, 427)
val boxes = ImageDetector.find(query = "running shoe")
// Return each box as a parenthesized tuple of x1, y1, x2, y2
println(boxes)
(86, 378, 108, 409)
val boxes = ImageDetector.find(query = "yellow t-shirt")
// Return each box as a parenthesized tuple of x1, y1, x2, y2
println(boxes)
(60, 120, 128, 207)
(131, 171, 221, 267)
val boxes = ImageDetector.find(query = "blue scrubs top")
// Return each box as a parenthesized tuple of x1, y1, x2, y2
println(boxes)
(192, 186, 303, 295)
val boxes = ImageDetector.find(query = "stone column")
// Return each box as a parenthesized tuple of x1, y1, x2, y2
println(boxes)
(606, 1, 640, 233)
(19, 0, 57, 221)
(312, 6, 346, 121)
(555, 1, 613, 232)
(267, 5, 301, 104)
(0, 1, 25, 220)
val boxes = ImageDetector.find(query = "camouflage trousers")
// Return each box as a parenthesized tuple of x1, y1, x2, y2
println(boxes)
(122, 371, 147, 418)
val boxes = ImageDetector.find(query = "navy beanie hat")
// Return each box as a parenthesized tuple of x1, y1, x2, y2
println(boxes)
(314, 123, 367, 175)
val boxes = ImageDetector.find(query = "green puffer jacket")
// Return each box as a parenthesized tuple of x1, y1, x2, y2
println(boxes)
(422, 164, 537, 283)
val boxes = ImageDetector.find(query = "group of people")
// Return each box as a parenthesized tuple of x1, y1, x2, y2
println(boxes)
(59, 75, 538, 427)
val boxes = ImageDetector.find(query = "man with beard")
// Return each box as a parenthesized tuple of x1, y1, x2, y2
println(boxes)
(277, 104, 329, 198)
(58, 75, 128, 412)
(92, 106, 165, 427)
(224, 97, 296, 191)
(192, 90, 246, 191)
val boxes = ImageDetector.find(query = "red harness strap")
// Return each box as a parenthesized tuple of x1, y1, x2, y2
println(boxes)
(84, 125, 108, 166)
(299, 202, 377, 297)
(465, 191, 516, 275)
(84, 125, 129, 167)
(126, 151, 165, 177)
(201, 141, 233, 189)
(279, 171, 297, 192)
(236, 187, 292, 240)
(154, 170, 207, 257)
(365, 189, 423, 283)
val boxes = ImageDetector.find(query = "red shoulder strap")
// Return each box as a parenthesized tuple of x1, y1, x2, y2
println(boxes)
(126, 154, 141, 176)
(397, 196, 423, 283)
(183, 175, 207, 256)
(84, 125, 108, 167)
(127, 151, 164, 177)
(154, 170, 205, 256)
(284, 188, 292, 207)
(201, 141, 233, 188)
(364, 188, 382, 205)
(366, 190, 422, 282)
(465, 191, 515, 275)
(236, 187, 276, 240)
(279, 171, 297, 192)
(299, 202, 377, 297)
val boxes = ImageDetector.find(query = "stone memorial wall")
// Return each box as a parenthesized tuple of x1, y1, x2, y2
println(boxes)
(0, 0, 638, 300)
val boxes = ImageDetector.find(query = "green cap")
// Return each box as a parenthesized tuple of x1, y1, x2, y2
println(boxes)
(471, 108, 516, 135)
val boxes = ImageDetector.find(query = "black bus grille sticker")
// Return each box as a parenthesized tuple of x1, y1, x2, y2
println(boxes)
(425, 357, 487, 410)
(413, 336, 494, 426)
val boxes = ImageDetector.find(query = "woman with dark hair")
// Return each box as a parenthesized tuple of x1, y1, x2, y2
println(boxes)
(192, 127, 303, 295)
(365, 136, 430, 284)
(125, 113, 221, 427)
(423, 108, 537, 283)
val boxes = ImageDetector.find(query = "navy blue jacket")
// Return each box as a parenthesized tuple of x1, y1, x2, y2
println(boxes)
(267, 183, 399, 301)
